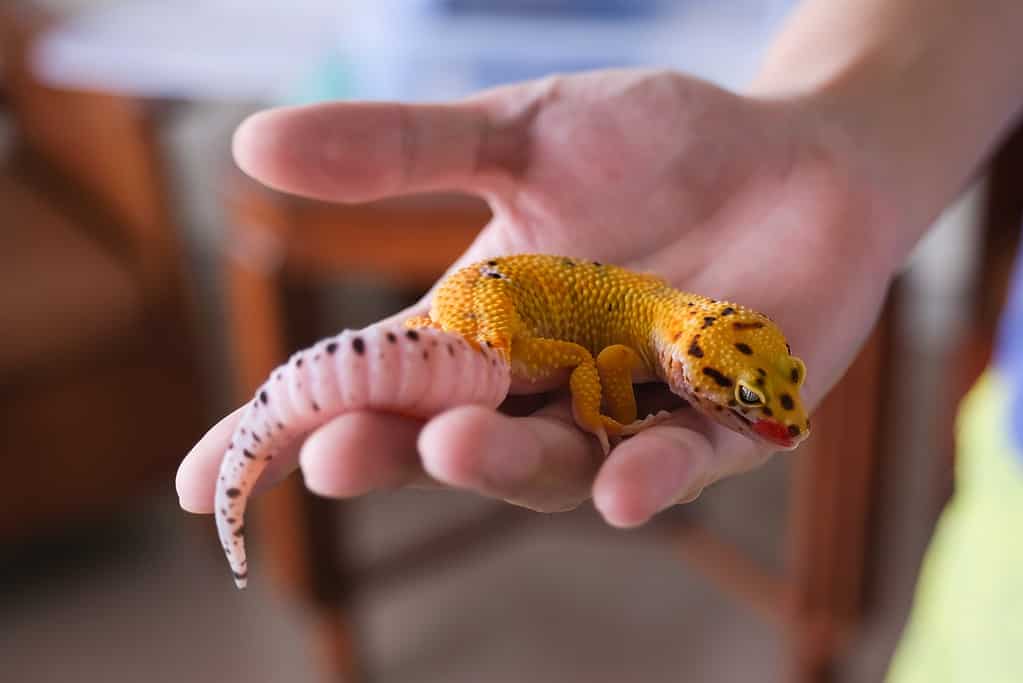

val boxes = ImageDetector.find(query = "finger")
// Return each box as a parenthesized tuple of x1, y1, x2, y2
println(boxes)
(176, 406, 243, 513)
(593, 420, 715, 528)
(594, 421, 773, 528)
(418, 403, 600, 512)
(233, 101, 504, 203)
(176, 406, 303, 513)
(299, 411, 431, 497)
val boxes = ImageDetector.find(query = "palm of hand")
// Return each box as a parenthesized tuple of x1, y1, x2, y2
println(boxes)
(178, 69, 895, 526)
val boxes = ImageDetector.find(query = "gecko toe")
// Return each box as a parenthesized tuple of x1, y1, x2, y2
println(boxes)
(618, 410, 675, 436)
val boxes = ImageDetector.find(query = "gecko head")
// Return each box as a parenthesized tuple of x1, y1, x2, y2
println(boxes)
(665, 305, 810, 451)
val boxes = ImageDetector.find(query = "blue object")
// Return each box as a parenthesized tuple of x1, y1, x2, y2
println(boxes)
(433, 1, 664, 19)
(993, 240, 1023, 468)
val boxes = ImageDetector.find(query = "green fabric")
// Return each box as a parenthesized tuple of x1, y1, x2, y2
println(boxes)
(888, 371, 1023, 682)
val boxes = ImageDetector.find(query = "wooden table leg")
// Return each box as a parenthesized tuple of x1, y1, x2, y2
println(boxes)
(785, 301, 892, 682)
(225, 220, 362, 682)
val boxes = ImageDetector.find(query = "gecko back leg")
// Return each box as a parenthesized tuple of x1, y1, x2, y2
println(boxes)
(513, 337, 629, 455)
(596, 344, 675, 437)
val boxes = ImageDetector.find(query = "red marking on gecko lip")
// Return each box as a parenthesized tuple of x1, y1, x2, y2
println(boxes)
(753, 419, 795, 448)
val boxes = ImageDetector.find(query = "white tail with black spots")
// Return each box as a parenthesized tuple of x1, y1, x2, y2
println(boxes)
(215, 321, 511, 588)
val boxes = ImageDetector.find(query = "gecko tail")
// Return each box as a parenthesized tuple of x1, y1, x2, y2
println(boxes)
(213, 321, 511, 588)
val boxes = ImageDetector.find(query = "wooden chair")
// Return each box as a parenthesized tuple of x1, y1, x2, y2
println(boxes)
(0, 4, 207, 541)
(222, 167, 894, 682)
(223, 172, 532, 681)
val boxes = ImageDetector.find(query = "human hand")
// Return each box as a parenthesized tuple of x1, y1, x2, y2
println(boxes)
(177, 69, 902, 526)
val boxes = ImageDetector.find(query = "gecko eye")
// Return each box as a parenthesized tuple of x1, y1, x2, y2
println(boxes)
(736, 384, 764, 407)
(790, 357, 807, 387)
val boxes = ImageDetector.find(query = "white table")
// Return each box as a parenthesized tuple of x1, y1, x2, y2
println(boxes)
(34, 0, 790, 102)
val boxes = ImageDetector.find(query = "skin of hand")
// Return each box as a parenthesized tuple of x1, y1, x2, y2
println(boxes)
(178, 67, 905, 527)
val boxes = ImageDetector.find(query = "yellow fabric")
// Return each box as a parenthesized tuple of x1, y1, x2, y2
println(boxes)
(887, 371, 1023, 682)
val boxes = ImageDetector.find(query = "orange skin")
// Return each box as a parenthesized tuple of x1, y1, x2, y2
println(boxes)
(409, 254, 809, 455)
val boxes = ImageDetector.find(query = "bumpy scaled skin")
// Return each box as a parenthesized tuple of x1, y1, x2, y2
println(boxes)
(214, 254, 809, 588)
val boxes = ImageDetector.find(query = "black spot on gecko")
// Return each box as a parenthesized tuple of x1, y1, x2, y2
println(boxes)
(791, 367, 800, 383)
(312, 401, 321, 412)
(233, 571, 248, 580)
(251, 433, 261, 443)
(276, 372, 283, 381)
(762, 406, 773, 417)
(277, 422, 284, 430)
(226, 488, 241, 498)
(228, 442, 234, 450)
(607, 303, 614, 312)
(240, 428, 247, 435)
(296, 357, 303, 367)
(733, 322, 764, 331)
(702, 317, 716, 329)
(702, 367, 733, 387)
(487, 272, 502, 279)
(485, 340, 493, 348)
(326, 341, 339, 354)
(787, 424, 801, 437)
(688, 340, 704, 358)
(243, 449, 255, 459)
(487, 260, 498, 266)
(780, 394, 795, 410)
(562, 258, 575, 267)
(352, 337, 366, 354)
(233, 525, 246, 537)
(757, 368, 767, 376)
(734, 343, 753, 355)
(447, 343, 455, 357)
(259, 390, 268, 405)
(786, 343, 792, 354)
(422, 350, 429, 360)
(226, 517, 236, 524)
(406, 329, 419, 342)
(721, 307, 735, 316)
(386, 332, 397, 343)
(755, 377, 765, 387)
(593, 261, 602, 266)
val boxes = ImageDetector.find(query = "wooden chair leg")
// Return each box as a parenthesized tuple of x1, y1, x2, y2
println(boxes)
(785, 302, 892, 682)
(225, 233, 362, 682)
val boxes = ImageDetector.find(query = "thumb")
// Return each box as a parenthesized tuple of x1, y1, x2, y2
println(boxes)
(232, 98, 513, 203)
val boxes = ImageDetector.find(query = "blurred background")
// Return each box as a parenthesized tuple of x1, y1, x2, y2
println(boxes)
(2, 1, 1018, 681)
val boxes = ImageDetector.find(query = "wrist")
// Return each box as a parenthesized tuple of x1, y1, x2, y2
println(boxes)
(748, 0, 1023, 271)
(745, 81, 917, 280)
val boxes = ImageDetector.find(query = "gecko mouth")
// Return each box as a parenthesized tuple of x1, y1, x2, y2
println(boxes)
(730, 408, 754, 428)
(752, 418, 796, 449)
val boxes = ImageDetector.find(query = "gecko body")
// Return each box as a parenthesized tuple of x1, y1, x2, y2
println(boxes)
(214, 254, 810, 588)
